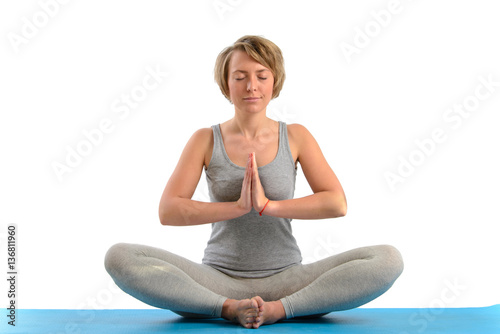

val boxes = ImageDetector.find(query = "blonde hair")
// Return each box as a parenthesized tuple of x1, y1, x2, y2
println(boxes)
(214, 35, 286, 102)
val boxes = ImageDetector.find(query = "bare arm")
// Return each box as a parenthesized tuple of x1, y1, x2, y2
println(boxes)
(158, 128, 252, 226)
(260, 124, 347, 219)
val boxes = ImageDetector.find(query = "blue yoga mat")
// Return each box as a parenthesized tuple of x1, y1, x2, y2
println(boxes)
(4, 305, 500, 333)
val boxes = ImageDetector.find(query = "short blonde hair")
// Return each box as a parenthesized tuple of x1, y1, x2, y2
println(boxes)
(214, 35, 286, 102)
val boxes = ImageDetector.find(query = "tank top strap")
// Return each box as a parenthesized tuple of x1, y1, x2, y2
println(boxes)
(278, 121, 296, 169)
(209, 124, 225, 166)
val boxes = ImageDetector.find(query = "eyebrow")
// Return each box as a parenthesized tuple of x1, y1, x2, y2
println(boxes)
(232, 69, 270, 74)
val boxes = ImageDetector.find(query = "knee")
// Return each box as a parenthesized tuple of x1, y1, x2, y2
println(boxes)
(104, 243, 131, 276)
(375, 244, 404, 282)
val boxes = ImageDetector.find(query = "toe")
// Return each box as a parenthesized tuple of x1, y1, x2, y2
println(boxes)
(250, 297, 260, 309)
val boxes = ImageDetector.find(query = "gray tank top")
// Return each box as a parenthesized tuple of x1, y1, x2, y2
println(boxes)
(202, 121, 302, 278)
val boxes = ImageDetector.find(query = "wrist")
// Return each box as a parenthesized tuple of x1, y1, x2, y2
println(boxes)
(234, 201, 251, 216)
(259, 199, 276, 216)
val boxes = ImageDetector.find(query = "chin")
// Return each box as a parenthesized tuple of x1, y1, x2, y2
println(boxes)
(236, 104, 266, 114)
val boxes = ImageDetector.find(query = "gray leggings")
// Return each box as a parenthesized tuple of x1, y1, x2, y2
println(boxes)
(104, 243, 403, 319)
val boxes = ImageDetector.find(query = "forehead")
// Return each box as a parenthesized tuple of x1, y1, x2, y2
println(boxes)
(228, 50, 269, 72)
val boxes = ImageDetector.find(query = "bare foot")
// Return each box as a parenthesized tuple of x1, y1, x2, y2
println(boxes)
(221, 298, 260, 329)
(251, 296, 286, 329)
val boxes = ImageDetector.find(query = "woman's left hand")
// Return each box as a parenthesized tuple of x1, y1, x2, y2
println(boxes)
(250, 152, 269, 213)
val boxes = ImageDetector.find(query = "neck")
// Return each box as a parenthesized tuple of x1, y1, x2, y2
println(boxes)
(230, 108, 272, 139)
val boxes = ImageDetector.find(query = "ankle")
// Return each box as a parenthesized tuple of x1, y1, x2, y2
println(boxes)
(221, 298, 236, 320)
(270, 300, 286, 321)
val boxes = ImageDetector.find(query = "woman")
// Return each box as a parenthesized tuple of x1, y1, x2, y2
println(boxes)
(105, 35, 404, 329)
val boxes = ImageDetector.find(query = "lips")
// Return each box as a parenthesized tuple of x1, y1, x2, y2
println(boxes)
(243, 97, 261, 101)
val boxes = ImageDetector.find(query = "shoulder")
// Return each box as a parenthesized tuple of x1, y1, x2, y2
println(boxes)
(187, 126, 213, 151)
(286, 123, 318, 161)
(179, 127, 213, 159)
(287, 123, 310, 136)
(286, 123, 315, 146)
(186, 127, 214, 168)
(286, 123, 323, 162)
(190, 127, 213, 142)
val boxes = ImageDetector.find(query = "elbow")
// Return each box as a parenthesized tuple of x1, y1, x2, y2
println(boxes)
(158, 207, 168, 225)
(159, 201, 175, 226)
(159, 197, 190, 226)
(328, 202, 346, 218)
(336, 201, 347, 217)
(327, 192, 347, 218)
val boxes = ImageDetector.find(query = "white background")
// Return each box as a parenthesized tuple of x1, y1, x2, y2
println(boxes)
(1, 0, 499, 311)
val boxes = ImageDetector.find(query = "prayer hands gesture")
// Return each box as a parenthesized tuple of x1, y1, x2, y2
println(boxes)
(237, 152, 269, 215)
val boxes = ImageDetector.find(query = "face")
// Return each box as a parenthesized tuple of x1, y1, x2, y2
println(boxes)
(227, 50, 274, 114)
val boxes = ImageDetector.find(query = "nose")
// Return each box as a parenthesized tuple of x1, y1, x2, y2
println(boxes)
(246, 76, 257, 92)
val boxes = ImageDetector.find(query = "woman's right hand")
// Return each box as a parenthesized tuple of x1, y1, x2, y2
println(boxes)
(236, 153, 253, 213)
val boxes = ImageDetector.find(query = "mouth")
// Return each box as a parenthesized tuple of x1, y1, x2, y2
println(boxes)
(243, 97, 261, 101)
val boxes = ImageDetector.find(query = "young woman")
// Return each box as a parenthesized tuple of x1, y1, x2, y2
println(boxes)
(105, 35, 404, 329)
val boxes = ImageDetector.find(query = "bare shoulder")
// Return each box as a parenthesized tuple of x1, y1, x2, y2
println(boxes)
(181, 127, 211, 153)
(287, 123, 311, 139)
(287, 123, 341, 195)
(190, 127, 213, 143)
(161, 127, 213, 204)
(286, 123, 316, 162)
(187, 127, 213, 168)
(287, 123, 316, 147)
(287, 123, 326, 163)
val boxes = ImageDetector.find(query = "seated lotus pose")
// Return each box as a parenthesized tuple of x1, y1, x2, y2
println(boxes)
(105, 35, 404, 329)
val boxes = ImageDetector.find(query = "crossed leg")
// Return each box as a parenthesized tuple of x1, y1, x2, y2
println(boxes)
(279, 244, 404, 318)
(104, 243, 403, 328)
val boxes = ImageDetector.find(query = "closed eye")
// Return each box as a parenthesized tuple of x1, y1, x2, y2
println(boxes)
(235, 77, 268, 81)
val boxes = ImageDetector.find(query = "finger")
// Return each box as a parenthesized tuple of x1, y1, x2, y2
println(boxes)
(244, 155, 253, 203)
(243, 154, 252, 181)
(246, 153, 252, 175)
(247, 155, 253, 184)
(246, 152, 251, 169)
(251, 152, 259, 179)
(247, 153, 254, 185)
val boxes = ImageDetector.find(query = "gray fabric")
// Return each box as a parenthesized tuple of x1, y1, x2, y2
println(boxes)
(202, 121, 302, 278)
(104, 243, 403, 319)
